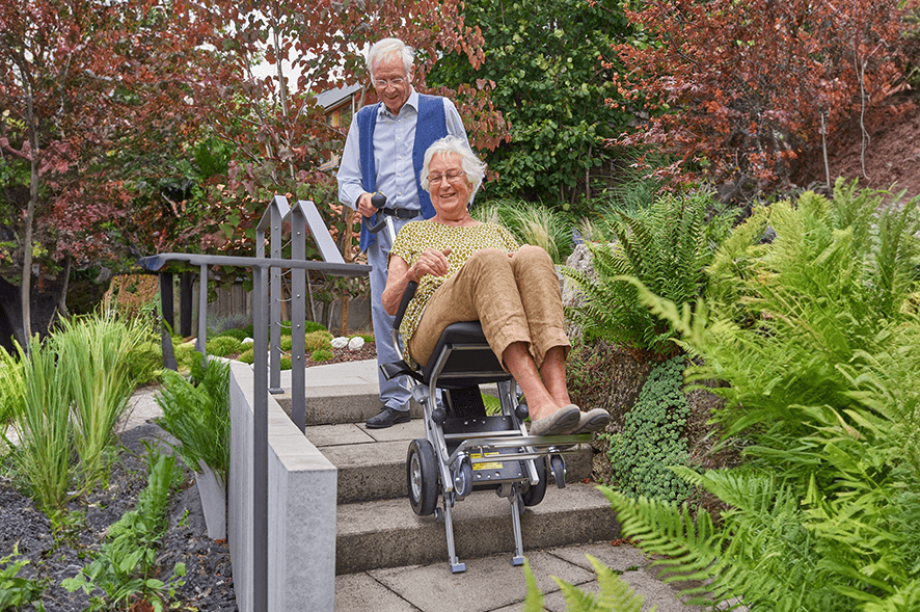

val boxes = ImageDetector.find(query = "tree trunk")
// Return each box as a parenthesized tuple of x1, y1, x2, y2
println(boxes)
(22, 88, 40, 346)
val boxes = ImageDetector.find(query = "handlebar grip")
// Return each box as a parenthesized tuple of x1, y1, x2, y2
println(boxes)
(366, 215, 387, 233)
(364, 192, 389, 233)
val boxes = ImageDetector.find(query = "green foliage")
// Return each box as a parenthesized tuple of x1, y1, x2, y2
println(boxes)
(351, 332, 374, 343)
(428, 0, 638, 213)
(562, 189, 725, 355)
(10, 335, 72, 513)
(215, 328, 248, 341)
(605, 357, 691, 503)
(305, 330, 333, 352)
(472, 199, 574, 264)
(206, 335, 244, 357)
(55, 311, 149, 490)
(0, 545, 47, 612)
(610, 182, 920, 611)
(62, 446, 186, 612)
(237, 348, 254, 364)
(279, 335, 293, 352)
(0, 346, 24, 431)
(310, 349, 333, 362)
(125, 339, 163, 387)
(154, 360, 230, 485)
(521, 555, 654, 612)
(303, 320, 327, 334)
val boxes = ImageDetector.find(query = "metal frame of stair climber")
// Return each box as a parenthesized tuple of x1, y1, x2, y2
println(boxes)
(379, 272, 592, 574)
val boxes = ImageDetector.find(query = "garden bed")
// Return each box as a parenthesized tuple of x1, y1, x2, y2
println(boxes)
(1, 424, 237, 612)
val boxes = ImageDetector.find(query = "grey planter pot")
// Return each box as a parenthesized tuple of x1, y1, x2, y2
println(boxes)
(196, 463, 227, 540)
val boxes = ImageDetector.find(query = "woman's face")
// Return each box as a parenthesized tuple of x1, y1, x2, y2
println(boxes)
(427, 153, 472, 219)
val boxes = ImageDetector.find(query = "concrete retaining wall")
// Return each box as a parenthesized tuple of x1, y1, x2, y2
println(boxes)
(228, 361, 338, 612)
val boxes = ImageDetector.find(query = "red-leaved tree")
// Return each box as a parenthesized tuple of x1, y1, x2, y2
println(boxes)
(0, 0, 223, 345)
(611, 0, 915, 200)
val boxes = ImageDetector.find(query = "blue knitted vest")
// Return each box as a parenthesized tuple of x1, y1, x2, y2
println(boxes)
(357, 94, 447, 250)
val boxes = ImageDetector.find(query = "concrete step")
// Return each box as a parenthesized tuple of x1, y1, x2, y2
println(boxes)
(305, 420, 594, 504)
(335, 482, 620, 575)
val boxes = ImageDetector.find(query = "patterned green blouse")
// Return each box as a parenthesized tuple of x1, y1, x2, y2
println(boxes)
(389, 220, 519, 364)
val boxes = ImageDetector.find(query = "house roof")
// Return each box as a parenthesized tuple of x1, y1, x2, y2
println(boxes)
(315, 83, 364, 111)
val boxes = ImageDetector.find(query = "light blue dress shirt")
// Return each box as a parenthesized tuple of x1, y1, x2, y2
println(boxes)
(337, 88, 469, 213)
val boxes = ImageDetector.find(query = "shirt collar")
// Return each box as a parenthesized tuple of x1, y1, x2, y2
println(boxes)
(377, 87, 419, 118)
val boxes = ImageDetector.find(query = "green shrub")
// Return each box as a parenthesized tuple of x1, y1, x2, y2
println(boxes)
(205, 336, 243, 358)
(311, 349, 334, 362)
(237, 348, 254, 364)
(605, 181, 920, 611)
(126, 340, 163, 386)
(604, 356, 691, 503)
(154, 360, 230, 484)
(305, 330, 333, 352)
(280, 356, 292, 370)
(303, 320, 327, 334)
(561, 189, 730, 356)
(63, 445, 185, 611)
(206, 313, 251, 337)
(351, 333, 374, 343)
(0, 545, 48, 611)
(216, 328, 248, 341)
(280, 335, 292, 351)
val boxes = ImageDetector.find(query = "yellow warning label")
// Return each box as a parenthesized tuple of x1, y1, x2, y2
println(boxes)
(470, 452, 503, 471)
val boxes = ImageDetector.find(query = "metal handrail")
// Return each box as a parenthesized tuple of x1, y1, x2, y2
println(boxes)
(139, 195, 369, 612)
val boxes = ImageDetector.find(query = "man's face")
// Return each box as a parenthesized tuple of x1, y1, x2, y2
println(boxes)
(372, 54, 413, 116)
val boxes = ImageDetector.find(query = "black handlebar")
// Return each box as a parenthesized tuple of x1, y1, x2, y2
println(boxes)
(365, 192, 388, 234)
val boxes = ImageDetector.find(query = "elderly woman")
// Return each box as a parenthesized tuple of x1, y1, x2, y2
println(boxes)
(382, 136, 609, 436)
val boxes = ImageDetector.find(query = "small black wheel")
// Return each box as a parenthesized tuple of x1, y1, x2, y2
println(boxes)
(521, 456, 548, 507)
(407, 439, 439, 516)
(550, 454, 566, 489)
(454, 456, 473, 499)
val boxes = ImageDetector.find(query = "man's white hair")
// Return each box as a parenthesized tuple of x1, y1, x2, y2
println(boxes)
(366, 38, 414, 80)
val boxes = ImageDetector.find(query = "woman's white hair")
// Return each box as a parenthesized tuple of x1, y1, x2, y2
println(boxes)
(366, 38, 414, 80)
(421, 135, 486, 200)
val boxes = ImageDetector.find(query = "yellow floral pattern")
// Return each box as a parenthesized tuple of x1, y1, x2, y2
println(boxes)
(389, 220, 519, 363)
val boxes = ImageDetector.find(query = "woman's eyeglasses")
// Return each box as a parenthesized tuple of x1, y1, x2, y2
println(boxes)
(428, 171, 465, 186)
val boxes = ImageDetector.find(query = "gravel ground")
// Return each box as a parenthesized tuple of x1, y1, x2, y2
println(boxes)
(0, 345, 381, 611)
(0, 423, 237, 612)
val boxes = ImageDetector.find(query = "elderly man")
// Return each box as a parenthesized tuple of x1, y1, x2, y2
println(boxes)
(337, 37, 471, 428)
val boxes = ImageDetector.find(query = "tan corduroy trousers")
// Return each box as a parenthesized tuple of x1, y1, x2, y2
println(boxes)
(407, 245, 571, 370)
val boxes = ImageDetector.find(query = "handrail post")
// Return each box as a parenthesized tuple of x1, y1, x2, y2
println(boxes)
(197, 263, 209, 366)
(290, 206, 307, 432)
(252, 264, 269, 612)
(269, 203, 284, 394)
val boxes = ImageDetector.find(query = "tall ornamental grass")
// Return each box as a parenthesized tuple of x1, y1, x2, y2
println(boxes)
(11, 335, 73, 513)
(0, 346, 25, 447)
(55, 311, 150, 490)
(589, 180, 920, 611)
(473, 199, 574, 264)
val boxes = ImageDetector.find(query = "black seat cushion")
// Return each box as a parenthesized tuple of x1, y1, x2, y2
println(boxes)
(420, 322, 512, 388)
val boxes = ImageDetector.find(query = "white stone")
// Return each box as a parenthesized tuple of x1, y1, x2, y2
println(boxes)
(347, 337, 365, 351)
(331, 336, 349, 349)
(242, 337, 254, 345)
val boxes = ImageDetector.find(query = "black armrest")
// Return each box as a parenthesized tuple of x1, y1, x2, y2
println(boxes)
(394, 280, 418, 329)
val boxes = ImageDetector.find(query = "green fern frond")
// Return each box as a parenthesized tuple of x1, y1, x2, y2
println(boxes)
(521, 559, 546, 612)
